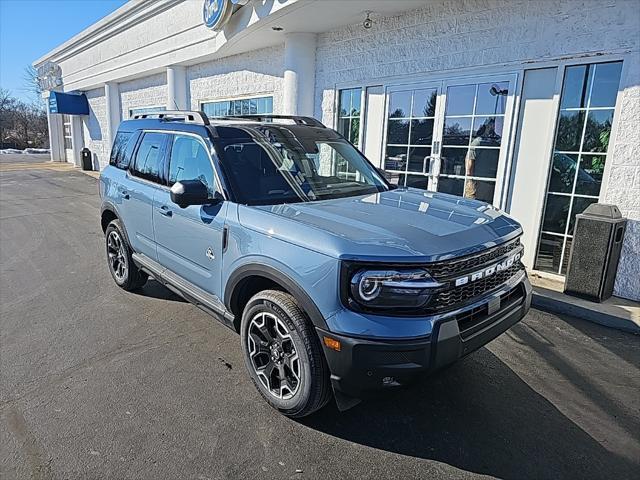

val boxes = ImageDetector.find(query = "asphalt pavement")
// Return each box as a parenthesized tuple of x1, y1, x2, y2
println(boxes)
(1, 160, 639, 479)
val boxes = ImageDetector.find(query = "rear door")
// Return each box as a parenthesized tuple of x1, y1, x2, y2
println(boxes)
(153, 133, 228, 298)
(120, 131, 169, 261)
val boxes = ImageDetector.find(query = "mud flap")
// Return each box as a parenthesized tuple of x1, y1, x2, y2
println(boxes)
(332, 383, 362, 412)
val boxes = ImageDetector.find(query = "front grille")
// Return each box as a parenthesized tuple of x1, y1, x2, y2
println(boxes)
(457, 283, 525, 340)
(430, 263, 523, 311)
(428, 238, 521, 280)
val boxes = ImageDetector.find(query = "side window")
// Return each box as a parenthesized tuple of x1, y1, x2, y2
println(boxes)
(168, 135, 215, 197)
(110, 131, 139, 170)
(109, 132, 131, 169)
(131, 132, 167, 183)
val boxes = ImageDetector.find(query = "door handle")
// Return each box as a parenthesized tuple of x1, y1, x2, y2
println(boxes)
(119, 189, 130, 200)
(158, 206, 172, 217)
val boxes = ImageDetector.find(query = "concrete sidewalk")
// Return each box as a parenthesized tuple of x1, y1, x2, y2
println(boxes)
(530, 274, 640, 334)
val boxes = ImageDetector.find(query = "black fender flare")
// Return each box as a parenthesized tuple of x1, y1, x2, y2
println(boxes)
(100, 201, 132, 247)
(224, 263, 328, 330)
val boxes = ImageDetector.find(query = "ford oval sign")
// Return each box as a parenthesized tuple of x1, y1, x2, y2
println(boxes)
(203, 0, 233, 31)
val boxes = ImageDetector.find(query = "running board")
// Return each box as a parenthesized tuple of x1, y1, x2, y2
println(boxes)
(132, 252, 236, 331)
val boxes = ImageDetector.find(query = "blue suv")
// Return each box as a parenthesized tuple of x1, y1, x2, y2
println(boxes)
(100, 111, 531, 417)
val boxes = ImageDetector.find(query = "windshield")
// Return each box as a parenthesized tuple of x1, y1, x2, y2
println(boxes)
(215, 125, 390, 205)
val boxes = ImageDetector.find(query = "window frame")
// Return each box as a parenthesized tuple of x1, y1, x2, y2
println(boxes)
(165, 132, 221, 199)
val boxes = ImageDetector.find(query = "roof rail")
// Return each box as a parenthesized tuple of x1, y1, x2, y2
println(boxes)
(132, 110, 210, 125)
(213, 114, 325, 128)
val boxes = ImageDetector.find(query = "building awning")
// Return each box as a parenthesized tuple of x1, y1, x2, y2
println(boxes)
(48, 91, 89, 115)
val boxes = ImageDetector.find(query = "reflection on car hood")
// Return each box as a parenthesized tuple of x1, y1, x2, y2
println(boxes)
(239, 188, 523, 262)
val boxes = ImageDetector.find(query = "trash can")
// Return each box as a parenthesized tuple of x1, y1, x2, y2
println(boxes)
(564, 203, 626, 302)
(81, 147, 92, 171)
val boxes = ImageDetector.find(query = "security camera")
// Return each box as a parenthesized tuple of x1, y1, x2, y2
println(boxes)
(363, 12, 373, 29)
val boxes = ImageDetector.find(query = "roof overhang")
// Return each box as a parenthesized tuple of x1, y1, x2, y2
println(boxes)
(34, 0, 427, 92)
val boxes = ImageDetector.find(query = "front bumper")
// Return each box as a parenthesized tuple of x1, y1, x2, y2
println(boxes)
(318, 275, 531, 399)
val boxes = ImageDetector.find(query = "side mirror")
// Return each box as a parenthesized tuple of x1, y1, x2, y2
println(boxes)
(170, 180, 221, 208)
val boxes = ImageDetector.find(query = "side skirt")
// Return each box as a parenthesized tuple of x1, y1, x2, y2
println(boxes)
(132, 252, 237, 332)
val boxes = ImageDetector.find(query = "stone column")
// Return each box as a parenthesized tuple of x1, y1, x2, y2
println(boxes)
(105, 82, 121, 150)
(283, 33, 317, 116)
(46, 108, 64, 162)
(167, 66, 188, 111)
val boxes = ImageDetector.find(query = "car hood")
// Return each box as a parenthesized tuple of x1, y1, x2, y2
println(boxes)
(238, 188, 522, 262)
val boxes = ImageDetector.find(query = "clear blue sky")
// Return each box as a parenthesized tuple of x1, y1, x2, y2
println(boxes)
(0, 0, 128, 102)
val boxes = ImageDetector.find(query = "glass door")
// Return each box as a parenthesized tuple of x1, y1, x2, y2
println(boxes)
(62, 114, 74, 163)
(434, 76, 517, 205)
(382, 83, 441, 190)
(380, 75, 517, 206)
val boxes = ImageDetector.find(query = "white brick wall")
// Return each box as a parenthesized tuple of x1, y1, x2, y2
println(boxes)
(188, 45, 284, 111)
(82, 87, 107, 169)
(606, 58, 640, 300)
(314, 0, 640, 300)
(119, 72, 167, 118)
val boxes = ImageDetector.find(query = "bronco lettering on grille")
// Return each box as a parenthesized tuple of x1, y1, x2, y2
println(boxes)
(454, 252, 522, 287)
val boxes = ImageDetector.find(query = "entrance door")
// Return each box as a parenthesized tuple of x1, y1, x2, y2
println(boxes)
(433, 75, 517, 205)
(382, 82, 441, 190)
(62, 115, 74, 163)
(379, 74, 517, 206)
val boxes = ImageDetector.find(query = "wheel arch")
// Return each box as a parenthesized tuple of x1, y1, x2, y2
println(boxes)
(225, 264, 328, 332)
(100, 202, 132, 247)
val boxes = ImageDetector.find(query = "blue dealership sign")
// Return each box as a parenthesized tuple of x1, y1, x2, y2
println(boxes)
(203, 0, 234, 31)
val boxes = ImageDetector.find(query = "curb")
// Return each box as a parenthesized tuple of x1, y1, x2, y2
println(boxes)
(77, 168, 100, 179)
(532, 287, 640, 335)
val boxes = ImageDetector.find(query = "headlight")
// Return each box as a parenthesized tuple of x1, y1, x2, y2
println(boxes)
(349, 268, 442, 310)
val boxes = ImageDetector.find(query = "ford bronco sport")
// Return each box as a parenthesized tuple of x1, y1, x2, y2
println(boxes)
(100, 111, 531, 417)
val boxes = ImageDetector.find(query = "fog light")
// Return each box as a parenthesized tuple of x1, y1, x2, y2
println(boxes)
(382, 376, 395, 385)
(323, 336, 341, 352)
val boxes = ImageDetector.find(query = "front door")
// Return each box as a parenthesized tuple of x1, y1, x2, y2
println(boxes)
(153, 133, 227, 299)
(379, 74, 517, 207)
(62, 115, 74, 163)
(382, 82, 441, 190)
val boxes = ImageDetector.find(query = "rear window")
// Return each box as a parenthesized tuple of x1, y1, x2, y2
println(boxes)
(109, 131, 138, 170)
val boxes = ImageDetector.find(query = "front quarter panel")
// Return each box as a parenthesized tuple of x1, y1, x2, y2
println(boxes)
(222, 205, 341, 327)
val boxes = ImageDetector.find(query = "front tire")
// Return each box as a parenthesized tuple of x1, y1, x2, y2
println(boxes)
(241, 290, 332, 418)
(105, 219, 147, 291)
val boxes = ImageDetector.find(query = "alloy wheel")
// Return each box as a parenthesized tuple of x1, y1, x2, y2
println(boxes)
(107, 230, 128, 282)
(247, 312, 301, 400)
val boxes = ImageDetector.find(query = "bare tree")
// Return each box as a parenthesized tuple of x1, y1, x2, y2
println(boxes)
(0, 88, 48, 149)
(23, 65, 45, 105)
(0, 88, 17, 148)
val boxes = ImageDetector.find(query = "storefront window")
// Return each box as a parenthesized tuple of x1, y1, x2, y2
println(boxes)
(534, 61, 622, 275)
(201, 96, 273, 117)
(129, 106, 166, 118)
(336, 88, 362, 180)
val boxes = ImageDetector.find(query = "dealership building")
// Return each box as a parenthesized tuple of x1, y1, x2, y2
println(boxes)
(34, 0, 639, 301)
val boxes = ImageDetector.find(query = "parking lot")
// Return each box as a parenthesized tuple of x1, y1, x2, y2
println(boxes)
(1, 159, 639, 480)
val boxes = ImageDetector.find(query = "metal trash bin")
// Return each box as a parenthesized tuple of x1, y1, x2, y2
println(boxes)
(81, 147, 92, 171)
(564, 203, 626, 302)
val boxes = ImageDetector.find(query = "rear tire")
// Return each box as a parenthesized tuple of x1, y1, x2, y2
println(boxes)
(105, 219, 147, 291)
(240, 290, 332, 418)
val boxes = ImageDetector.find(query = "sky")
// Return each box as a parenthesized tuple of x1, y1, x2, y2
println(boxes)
(0, 0, 128, 103)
